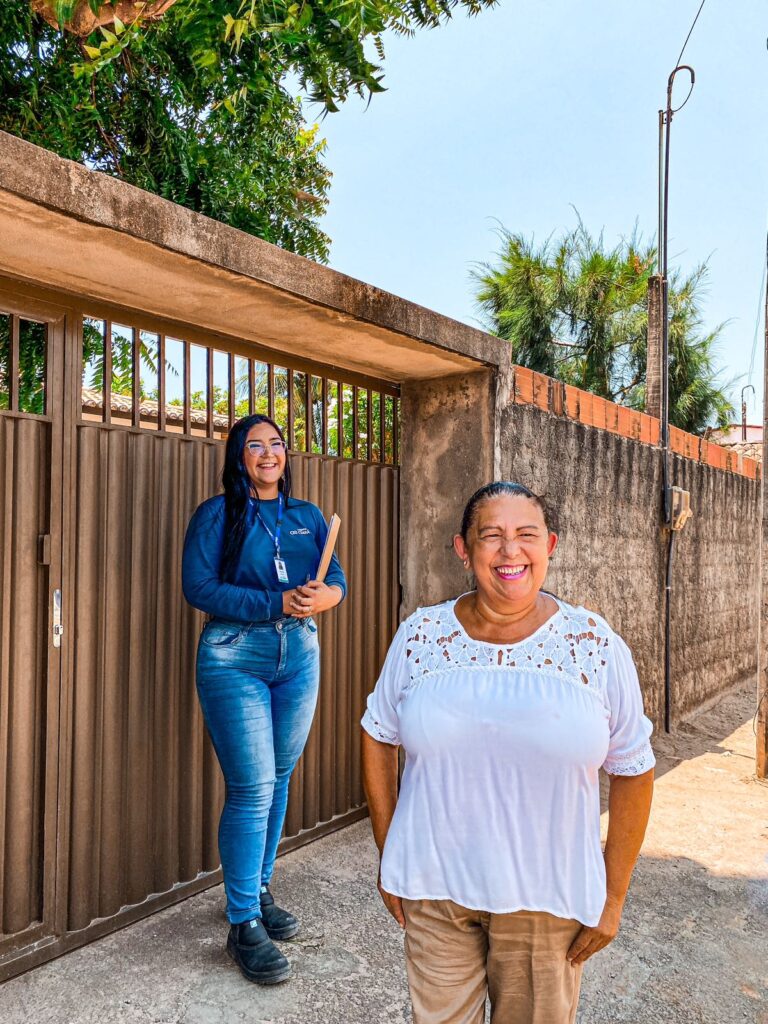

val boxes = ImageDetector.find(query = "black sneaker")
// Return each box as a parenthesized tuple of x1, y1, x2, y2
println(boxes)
(226, 918, 291, 985)
(259, 884, 300, 941)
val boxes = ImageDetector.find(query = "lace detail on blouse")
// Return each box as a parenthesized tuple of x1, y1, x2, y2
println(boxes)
(361, 707, 398, 745)
(362, 598, 656, 775)
(602, 743, 655, 776)
(403, 601, 611, 695)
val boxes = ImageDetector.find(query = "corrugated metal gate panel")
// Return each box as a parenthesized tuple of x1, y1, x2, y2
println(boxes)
(67, 426, 223, 929)
(0, 415, 49, 939)
(285, 457, 399, 836)
(67, 426, 399, 932)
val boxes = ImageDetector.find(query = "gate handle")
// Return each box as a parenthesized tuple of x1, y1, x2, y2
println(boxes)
(53, 589, 63, 648)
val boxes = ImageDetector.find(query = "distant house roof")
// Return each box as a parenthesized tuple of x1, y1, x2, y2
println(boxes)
(709, 424, 763, 445)
(81, 386, 229, 428)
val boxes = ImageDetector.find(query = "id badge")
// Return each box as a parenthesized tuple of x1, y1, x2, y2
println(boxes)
(274, 558, 289, 584)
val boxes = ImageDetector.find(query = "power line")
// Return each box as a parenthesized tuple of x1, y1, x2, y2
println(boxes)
(675, 0, 708, 69)
(747, 231, 768, 388)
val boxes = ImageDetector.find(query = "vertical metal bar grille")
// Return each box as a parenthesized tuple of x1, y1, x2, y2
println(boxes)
(352, 386, 359, 460)
(228, 353, 236, 432)
(378, 392, 385, 463)
(182, 341, 191, 436)
(307, 376, 314, 455)
(157, 335, 166, 432)
(131, 328, 140, 429)
(393, 397, 399, 466)
(370, 387, 376, 460)
(321, 378, 328, 455)
(287, 369, 295, 450)
(77, 316, 399, 463)
(9, 317, 19, 412)
(302, 374, 310, 453)
(206, 348, 214, 438)
(338, 382, 344, 459)
(103, 321, 112, 425)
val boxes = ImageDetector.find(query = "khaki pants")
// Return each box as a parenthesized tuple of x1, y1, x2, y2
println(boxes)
(402, 899, 584, 1024)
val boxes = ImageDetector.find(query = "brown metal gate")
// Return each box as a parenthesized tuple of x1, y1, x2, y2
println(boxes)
(0, 290, 65, 976)
(0, 279, 400, 981)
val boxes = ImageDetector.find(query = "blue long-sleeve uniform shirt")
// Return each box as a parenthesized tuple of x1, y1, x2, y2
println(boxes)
(182, 494, 347, 623)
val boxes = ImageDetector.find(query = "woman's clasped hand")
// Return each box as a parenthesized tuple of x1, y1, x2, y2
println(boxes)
(361, 481, 655, 1024)
(284, 580, 340, 618)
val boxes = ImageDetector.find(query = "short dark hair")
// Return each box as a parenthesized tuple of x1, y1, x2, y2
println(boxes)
(460, 481, 558, 540)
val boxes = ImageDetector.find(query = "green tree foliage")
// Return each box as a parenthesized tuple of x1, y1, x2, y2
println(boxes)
(3, 0, 496, 261)
(473, 223, 734, 434)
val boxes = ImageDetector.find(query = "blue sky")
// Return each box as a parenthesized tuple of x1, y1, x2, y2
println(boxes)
(314, 0, 767, 423)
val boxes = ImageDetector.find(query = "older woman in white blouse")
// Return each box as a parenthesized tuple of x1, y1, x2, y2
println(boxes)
(361, 481, 654, 1024)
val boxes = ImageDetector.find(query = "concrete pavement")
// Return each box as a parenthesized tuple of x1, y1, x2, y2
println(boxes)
(1, 679, 766, 1023)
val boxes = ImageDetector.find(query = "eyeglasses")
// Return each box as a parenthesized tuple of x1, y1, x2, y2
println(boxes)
(244, 440, 287, 457)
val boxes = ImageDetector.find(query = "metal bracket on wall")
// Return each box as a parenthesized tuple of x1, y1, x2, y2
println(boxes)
(670, 487, 693, 531)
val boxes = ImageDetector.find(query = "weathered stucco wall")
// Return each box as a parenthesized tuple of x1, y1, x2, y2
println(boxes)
(397, 368, 758, 725)
(399, 370, 496, 615)
(500, 401, 760, 725)
(668, 456, 759, 718)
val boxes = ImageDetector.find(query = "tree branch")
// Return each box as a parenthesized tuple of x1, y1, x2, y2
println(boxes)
(85, 57, 124, 176)
(613, 374, 644, 399)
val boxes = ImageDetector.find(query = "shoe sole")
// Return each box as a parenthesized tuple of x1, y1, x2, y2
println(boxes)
(226, 938, 292, 985)
(264, 921, 300, 941)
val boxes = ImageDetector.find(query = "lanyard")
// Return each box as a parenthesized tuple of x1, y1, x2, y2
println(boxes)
(256, 493, 284, 559)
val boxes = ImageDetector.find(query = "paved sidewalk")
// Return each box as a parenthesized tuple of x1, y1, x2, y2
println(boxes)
(1, 680, 766, 1024)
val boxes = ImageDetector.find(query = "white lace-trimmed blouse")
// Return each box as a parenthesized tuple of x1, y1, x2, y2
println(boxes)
(361, 596, 655, 926)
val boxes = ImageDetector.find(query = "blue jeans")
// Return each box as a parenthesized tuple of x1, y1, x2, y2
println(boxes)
(195, 616, 320, 925)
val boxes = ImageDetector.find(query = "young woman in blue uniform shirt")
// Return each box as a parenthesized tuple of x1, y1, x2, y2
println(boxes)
(182, 414, 346, 985)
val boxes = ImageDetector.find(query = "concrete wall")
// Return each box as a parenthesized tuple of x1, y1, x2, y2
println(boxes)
(398, 368, 759, 727)
(399, 370, 496, 615)
(668, 456, 759, 718)
(500, 401, 760, 726)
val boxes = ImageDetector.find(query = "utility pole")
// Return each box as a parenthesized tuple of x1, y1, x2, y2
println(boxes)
(758, 233, 768, 779)
(646, 275, 663, 420)
(658, 64, 695, 733)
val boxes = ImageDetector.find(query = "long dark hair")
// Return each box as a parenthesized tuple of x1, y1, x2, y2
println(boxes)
(220, 414, 292, 581)
(460, 481, 558, 540)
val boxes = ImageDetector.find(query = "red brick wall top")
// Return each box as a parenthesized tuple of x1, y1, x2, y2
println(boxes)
(511, 366, 760, 480)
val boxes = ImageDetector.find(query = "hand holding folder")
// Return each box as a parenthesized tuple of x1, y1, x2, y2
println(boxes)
(314, 513, 341, 583)
(294, 514, 341, 617)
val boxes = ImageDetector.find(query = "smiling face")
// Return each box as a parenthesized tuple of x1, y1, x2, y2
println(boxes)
(243, 421, 287, 498)
(453, 494, 558, 611)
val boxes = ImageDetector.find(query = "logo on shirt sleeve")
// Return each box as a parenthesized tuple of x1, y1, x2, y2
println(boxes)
(289, 528, 312, 536)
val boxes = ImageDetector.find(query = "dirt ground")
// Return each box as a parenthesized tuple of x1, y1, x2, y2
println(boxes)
(1, 679, 766, 1024)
